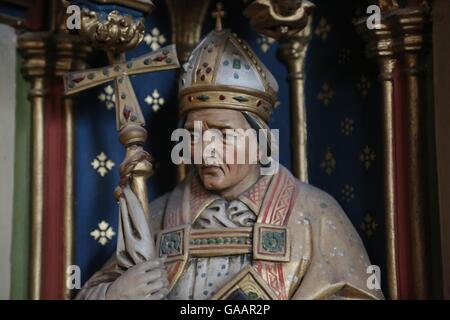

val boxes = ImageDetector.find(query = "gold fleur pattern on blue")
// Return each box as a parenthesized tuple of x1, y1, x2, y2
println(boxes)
(360, 214, 378, 238)
(360, 145, 376, 169)
(91, 152, 115, 177)
(90, 220, 116, 245)
(145, 89, 165, 112)
(352, 7, 364, 25)
(320, 148, 336, 175)
(315, 17, 332, 41)
(341, 118, 354, 136)
(357, 75, 372, 97)
(144, 27, 167, 51)
(317, 82, 335, 106)
(341, 184, 355, 203)
(257, 35, 276, 53)
(98, 85, 115, 110)
(338, 48, 350, 65)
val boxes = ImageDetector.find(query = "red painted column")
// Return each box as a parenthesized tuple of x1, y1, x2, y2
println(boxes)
(41, 79, 66, 299)
(392, 60, 414, 299)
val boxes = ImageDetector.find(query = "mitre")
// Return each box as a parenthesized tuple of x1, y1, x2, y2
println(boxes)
(178, 27, 279, 123)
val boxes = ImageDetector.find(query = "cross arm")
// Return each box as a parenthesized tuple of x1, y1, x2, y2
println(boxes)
(63, 44, 180, 95)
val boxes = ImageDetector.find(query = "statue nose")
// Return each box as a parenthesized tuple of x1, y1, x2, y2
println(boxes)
(202, 138, 223, 163)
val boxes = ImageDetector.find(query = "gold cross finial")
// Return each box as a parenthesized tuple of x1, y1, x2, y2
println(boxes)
(212, 2, 226, 32)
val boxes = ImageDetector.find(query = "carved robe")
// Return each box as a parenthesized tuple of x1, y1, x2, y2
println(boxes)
(76, 165, 384, 300)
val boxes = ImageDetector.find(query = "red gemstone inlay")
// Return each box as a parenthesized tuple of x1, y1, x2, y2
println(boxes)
(196, 68, 202, 75)
(200, 75, 206, 81)
(123, 106, 131, 120)
(206, 67, 212, 73)
(203, 62, 208, 68)
(72, 76, 85, 83)
(257, 100, 262, 106)
(219, 95, 226, 100)
(153, 55, 166, 62)
(188, 96, 194, 102)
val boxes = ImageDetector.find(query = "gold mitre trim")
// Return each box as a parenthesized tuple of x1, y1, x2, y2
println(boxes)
(179, 85, 276, 122)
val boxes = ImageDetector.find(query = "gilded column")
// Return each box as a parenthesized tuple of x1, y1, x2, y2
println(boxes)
(166, 0, 210, 64)
(54, 30, 92, 299)
(378, 56, 398, 300)
(356, 1, 431, 299)
(18, 32, 49, 300)
(279, 18, 312, 182)
(244, 0, 314, 182)
(388, 6, 429, 299)
(356, 17, 399, 300)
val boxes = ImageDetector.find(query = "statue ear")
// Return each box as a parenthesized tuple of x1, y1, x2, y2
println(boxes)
(241, 111, 273, 167)
(177, 115, 186, 129)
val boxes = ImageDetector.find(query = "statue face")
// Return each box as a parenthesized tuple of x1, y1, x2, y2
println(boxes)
(184, 108, 259, 195)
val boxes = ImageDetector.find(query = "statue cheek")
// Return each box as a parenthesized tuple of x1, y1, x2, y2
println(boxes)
(225, 145, 237, 164)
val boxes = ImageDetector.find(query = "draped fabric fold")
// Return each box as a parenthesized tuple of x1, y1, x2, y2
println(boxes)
(116, 185, 155, 271)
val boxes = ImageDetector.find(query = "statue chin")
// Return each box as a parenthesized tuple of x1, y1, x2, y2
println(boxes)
(199, 172, 227, 191)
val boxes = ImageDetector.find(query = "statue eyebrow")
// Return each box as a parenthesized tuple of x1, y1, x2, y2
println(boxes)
(184, 121, 235, 130)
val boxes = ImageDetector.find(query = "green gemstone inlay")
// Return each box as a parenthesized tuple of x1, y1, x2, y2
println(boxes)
(159, 232, 181, 256)
(102, 69, 109, 76)
(87, 73, 95, 80)
(233, 96, 248, 102)
(144, 59, 151, 65)
(196, 95, 210, 101)
(67, 82, 75, 89)
(192, 236, 251, 246)
(261, 230, 285, 253)
(247, 292, 260, 300)
(127, 62, 133, 69)
(233, 58, 241, 69)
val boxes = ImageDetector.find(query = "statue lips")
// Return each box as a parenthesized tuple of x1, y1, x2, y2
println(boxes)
(201, 164, 223, 176)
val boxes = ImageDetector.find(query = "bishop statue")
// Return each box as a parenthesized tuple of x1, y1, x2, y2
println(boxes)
(76, 14, 384, 301)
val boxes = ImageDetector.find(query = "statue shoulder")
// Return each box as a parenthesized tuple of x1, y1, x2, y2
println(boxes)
(149, 192, 170, 215)
(292, 179, 345, 219)
(293, 180, 358, 237)
(148, 193, 170, 234)
(290, 179, 384, 299)
(291, 179, 364, 252)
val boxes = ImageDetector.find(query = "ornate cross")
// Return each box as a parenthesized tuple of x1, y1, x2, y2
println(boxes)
(62, 2, 180, 267)
(63, 45, 179, 130)
(212, 2, 226, 32)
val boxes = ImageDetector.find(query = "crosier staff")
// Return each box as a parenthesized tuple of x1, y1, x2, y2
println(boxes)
(62, 1, 180, 269)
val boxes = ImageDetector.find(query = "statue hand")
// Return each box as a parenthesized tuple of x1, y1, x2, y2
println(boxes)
(106, 258, 169, 300)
